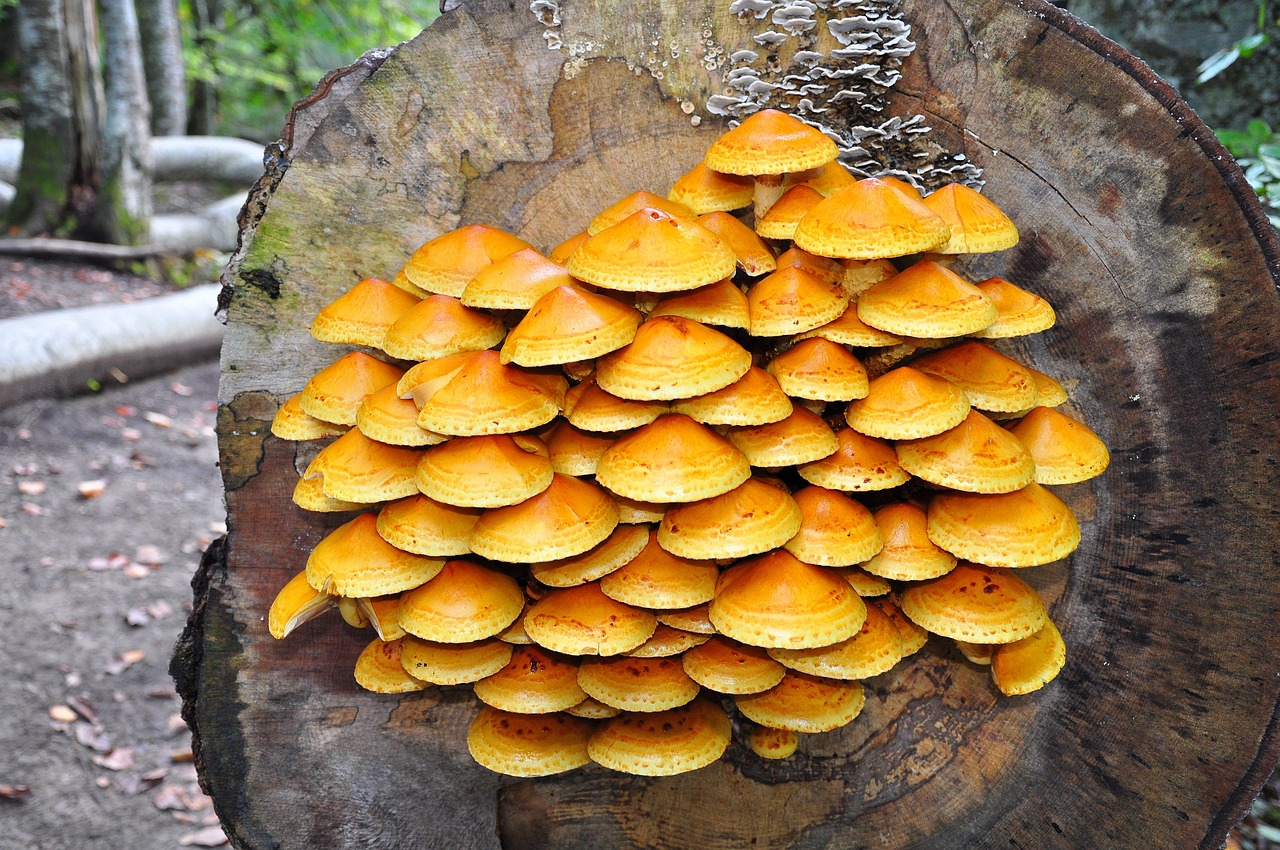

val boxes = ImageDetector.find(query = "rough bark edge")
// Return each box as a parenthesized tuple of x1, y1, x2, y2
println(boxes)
(170, 534, 224, 800)
(1013, 2, 1280, 845)
(216, 48, 393, 320)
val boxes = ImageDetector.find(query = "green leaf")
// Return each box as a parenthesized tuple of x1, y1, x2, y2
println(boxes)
(1237, 31, 1270, 58)
(1196, 45, 1242, 84)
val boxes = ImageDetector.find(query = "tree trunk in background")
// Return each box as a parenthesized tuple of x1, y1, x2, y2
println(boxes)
(93, 0, 152, 244)
(5, 0, 104, 237)
(136, 0, 188, 136)
(187, 0, 221, 135)
(1060, 0, 1280, 129)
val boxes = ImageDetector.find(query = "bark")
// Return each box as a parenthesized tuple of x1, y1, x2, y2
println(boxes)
(187, 0, 221, 135)
(135, 0, 188, 136)
(92, 0, 152, 245)
(5, 0, 103, 237)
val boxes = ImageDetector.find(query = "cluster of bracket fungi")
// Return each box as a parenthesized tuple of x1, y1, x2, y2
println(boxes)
(268, 108, 1109, 778)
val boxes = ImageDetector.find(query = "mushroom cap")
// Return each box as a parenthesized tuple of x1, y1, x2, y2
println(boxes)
(785, 160, 858, 196)
(840, 257, 900, 298)
(470, 474, 620, 563)
(414, 434, 553, 509)
(726, 405, 840, 468)
(564, 379, 669, 432)
(544, 420, 617, 477)
(860, 502, 958, 581)
(796, 300, 904, 348)
(547, 231, 590, 265)
(467, 707, 593, 777)
(735, 672, 866, 733)
(396, 350, 481, 406)
(308, 428, 423, 503)
(895, 409, 1037, 493)
(353, 637, 430, 694)
(415, 350, 567, 437)
(473, 644, 587, 714)
(589, 190, 696, 235)
(624, 625, 712, 658)
(461, 247, 578, 311)
(748, 726, 800, 759)
(355, 384, 447, 448)
(956, 640, 996, 665)
(871, 596, 930, 656)
(747, 266, 850, 337)
(357, 596, 406, 643)
(399, 635, 514, 685)
(655, 603, 716, 635)
(268, 570, 336, 639)
(403, 224, 533, 297)
(703, 108, 838, 176)
(566, 697, 622, 719)
(529, 523, 650, 588)
(1007, 406, 1110, 484)
(389, 267, 429, 298)
(971, 277, 1056, 339)
(1027, 367, 1070, 409)
(501, 286, 642, 367)
(376, 494, 480, 557)
(380, 294, 506, 362)
(709, 550, 867, 649)
(793, 178, 951, 259)
(523, 582, 658, 656)
(756, 184, 825, 240)
(615, 496, 666, 525)
(657, 477, 803, 561)
(670, 367, 794, 427)
(498, 609, 533, 645)
(595, 414, 751, 503)
(681, 635, 787, 695)
(769, 601, 903, 680)
(991, 619, 1067, 695)
(844, 366, 971, 440)
(305, 513, 445, 597)
(397, 559, 525, 643)
(290, 474, 365, 513)
(834, 567, 892, 597)
(300, 352, 404, 426)
(921, 183, 1020, 254)
(595, 316, 753, 401)
(694, 211, 777, 276)
(856, 261, 997, 338)
(927, 483, 1081, 567)
(649, 278, 751, 330)
(911, 341, 1039, 413)
(567, 208, 737, 293)
(899, 562, 1048, 644)
(587, 697, 732, 775)
(774, 246, 843, 285)
(271, 393, 348, 441)
(310, 277, 422, 348)
(796, 426, 910, 492)
(577, 656, 701, 711)
(767, 338, 869, 402)
(783, 486, 884, 567)
(669, 164, 754, 214)
(599, 530, 719, 610)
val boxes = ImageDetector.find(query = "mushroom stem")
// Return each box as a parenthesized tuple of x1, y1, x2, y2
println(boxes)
(753, 173, 786, 221)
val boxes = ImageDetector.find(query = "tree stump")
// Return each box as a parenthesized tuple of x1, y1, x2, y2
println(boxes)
(173, 0, 1280, 847)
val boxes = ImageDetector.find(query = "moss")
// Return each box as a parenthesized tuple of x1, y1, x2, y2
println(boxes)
(3, 124, 74, 235)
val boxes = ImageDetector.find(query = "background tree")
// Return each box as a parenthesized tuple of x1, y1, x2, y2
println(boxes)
(137, 0, 187, 135)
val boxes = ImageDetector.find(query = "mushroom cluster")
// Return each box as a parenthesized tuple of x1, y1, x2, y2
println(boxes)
(267, 108, 1109, 777)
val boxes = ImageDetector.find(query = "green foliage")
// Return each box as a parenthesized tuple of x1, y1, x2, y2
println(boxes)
(1195, 1, 1276, 84)
(1218, 120, 1280, 230)
(180, 0, 439, 141)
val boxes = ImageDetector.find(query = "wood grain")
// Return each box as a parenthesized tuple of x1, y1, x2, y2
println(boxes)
(174, 0, 1280, 847)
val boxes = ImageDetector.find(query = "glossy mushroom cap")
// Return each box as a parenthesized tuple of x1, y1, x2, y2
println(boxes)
(380, 294, 506, 362)
(529, 523, 650, 588)
(895, 409, 1037, 493)
(859, 502, 958, 581)
(299, 352, 404, 426)
(756, 184, 825, 240)
(747, 266, 849, 337)
(681, 636, 787, 695)
(695, 212, 777, 276)
(709, 550, 866, 649)
(748, 726, 800, 760)
(268, 570, 336, 639)
(649, 278, 751, 330)
(726, 406, 840, 468)
(991, 619, 1067, 695)
(1007, 406, 1110, 484)
(625, 625, 712, 658)
(793, 178, 951, 259)
(460, 247, 577, 311)
(596, 316, 752, 401)
(785, 160, 858, 196)
(310, 277, 421, 348)
(599, 531, 718, 610)
(414, 434, 553, 509)
(353, 637, 430, 694)
(971, 277, 1056, 339)
(397, 559, 525, 643)
(415, 350, 567, 437)
(921, 183, 1019, 254)
(783, 486, 883, 567)
(398, 635, 514, 685)
(354, 384, 447, 448)
(911, 341, 1038, 413)
(568, 208, 737, 293)
(670, 367, 794, 427)
(577, 656, 701, 712)
(376, 494, 480, 557)
(589, 190, 696, 234)
(840, 257, 899, 297)
(844, 366, 970, 440)
(898, 562, 1048, 644)
(307, 428, 423, 503)
(305, 513, 445, 597)
(564, 379, 669, 432)
(657, 477, 803, 561)
(403, 224, 533, 297)
(767, 338, 869, 402)
(547, 231, 590, 265)
(796, 427, 910, 492)
(735, 672, 866, 733)
(769, 601, 903, 680)
(704, 109, 838, 176)
(467, 707, 593, 777)
(473, 644, 587, 714)
(587, 697, 732, 775)
(500, 286, 642, 367)
(856, 261, 997, 338)
(469, 474, 620, 563)
(927, 483, 1081, 568)
(595, 414, 751, 503)
(271, 393, 348, 441)
(871, 596, 930, 656)
(544, 420, 616, 477)
(669, 164, 754, 214)
(523, 582, 657, 657)
(796, 301, 904, 348)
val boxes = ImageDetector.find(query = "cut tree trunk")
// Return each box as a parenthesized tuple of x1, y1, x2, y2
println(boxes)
(174, 1, 1280, 848)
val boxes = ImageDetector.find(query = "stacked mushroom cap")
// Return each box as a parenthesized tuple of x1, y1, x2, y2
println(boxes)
(267, 108, 1108, 777)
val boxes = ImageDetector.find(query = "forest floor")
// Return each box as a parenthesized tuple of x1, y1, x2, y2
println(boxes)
(0, 256, 1277, 850)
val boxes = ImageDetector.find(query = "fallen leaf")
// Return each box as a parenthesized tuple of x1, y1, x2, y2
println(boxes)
(125, 608, 151, 627)
(153, 785, 186, 811)
(94, 776, 110, 789)
(172, 812, 198, 825)
(0, 784, 32, 802)
(92, 748, 136, 771)
(48, 705, 77, 723)
(171, 382, 193, 397)
(16, 428, 30, 440)
(123, 563, 150, 580)
(135, 545, 165, 565)
(78, 480, 108, 498)
(145, 600, 175, 619)
(116, 405, 137, 416)
(0, 517, 6, 529)
(66, 696, 97, 723)
(121, 428, 142, 442)
(170, 747, 194, 763)
(21, 503, 42, 516)
(12, 462, 37, 475)
(104, 651, 145, 675)
(122, 649, 146, 664)
(87, 553, 130, 571)
(73, 722, 112, 752)
(17, 480, 45, 496)
(166, 714, 188, 735)
(144, 412, 173, 428)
